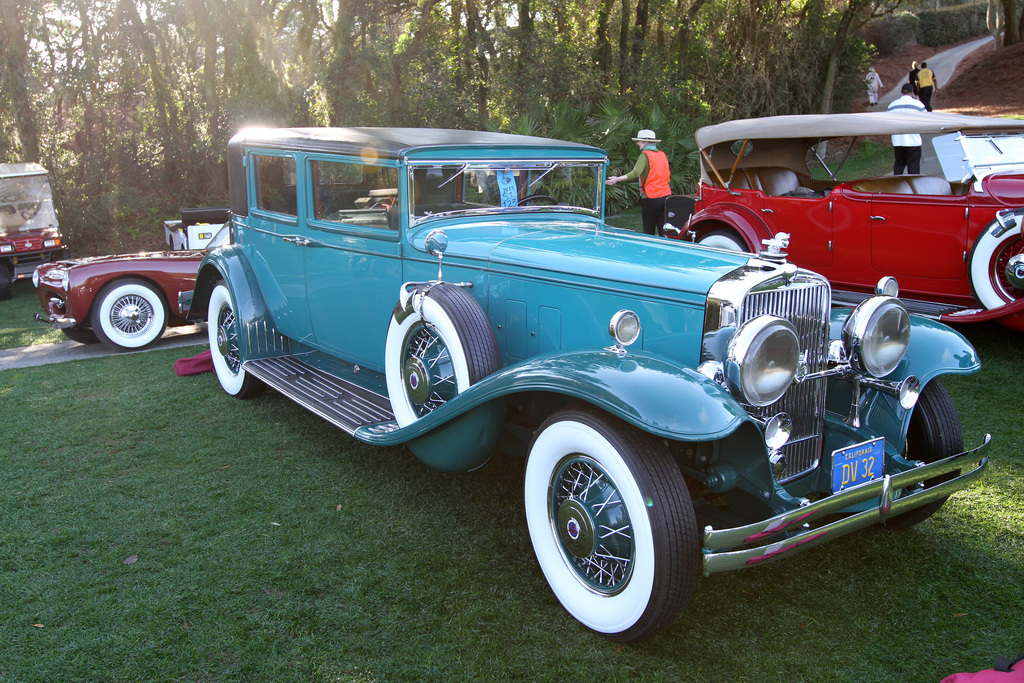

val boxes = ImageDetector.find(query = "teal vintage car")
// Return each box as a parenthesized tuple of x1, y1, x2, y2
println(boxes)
(190, 127, 991, 642)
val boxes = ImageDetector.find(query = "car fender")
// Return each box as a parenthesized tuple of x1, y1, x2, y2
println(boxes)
(826, 310, 981, 449)
(689, 203, 770, 251)
(355, 348, 753, 447)
(940, 295, 1024, 332)
(194, 245, 279, 361)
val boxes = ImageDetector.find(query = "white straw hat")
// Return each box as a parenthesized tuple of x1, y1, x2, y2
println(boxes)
(632, 129, 660, 143)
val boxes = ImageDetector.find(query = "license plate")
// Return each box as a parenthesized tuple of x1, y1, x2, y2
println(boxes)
(831, 438, 885, 492)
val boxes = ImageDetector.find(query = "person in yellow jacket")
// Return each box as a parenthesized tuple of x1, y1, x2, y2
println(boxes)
(607, 129, 672, 236)
(916, 61, 939, 111)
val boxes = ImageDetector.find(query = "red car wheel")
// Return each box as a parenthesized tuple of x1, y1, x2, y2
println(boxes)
(970, 217, 1024, 309)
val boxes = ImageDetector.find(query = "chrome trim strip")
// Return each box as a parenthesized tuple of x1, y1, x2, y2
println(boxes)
(701, 434, 991, 574)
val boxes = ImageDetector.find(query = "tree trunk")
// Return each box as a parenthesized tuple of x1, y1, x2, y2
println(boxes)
(595, 0, 615, 87)
(0, 0, 41, 160)
(1002, 0, 1020, 45)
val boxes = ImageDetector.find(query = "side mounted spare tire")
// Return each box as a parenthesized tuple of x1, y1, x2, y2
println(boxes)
(969, 212, 1024, 309)
(385, 283, 501, 428)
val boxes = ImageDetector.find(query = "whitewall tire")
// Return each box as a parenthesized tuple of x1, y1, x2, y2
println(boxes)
(90, 278, 167, 350)
(208, 281, 263, 398)
(524, 407, 699, 642)
(384, 283, 500, 427)
(697, 229, 749, 253)
(969, 214, 1024, 309)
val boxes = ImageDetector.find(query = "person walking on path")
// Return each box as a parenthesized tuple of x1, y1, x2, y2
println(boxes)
(887, 83, 928, 175)
(916, 61, 939, 111)
(909, 61, 921, 96)
(865, 67, 884, 106)
(606, 129, 672, 236)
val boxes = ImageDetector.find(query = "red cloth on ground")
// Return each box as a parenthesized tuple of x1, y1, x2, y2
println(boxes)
(174, 350, 214, 376)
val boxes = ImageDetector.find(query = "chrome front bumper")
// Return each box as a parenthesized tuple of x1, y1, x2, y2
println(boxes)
(34, 311, 77, 330)
(701, 434, 992, 575)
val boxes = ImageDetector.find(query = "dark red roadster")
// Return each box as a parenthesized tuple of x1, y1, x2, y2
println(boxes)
(33, 209, 228, 350)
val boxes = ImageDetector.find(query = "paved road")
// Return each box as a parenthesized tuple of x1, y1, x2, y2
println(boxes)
(876, 35, 994, 110)
(872, 35, 995, 176)
(0, 324, 207, 371)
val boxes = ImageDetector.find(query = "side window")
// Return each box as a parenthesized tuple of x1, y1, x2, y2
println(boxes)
(311, 159, 399, 230)
(254, 154, 297, 216)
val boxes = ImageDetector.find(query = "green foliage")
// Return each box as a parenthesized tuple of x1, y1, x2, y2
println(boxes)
(0, 0, 928, 257)
(859, 12, 921, 56)
(917, 3, 989, 46)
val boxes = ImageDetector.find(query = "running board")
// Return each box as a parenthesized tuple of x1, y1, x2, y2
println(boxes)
(831, 290, 961, 319)
(243, 356, 397, 435)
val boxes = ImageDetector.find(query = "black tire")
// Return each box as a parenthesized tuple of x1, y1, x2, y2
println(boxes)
(208, 280, 264, 399)
(524, 405, 700, 642)
(884, 380, 963, 530)
(61, 325, 100, 345)
(0, 263, 12, 301)
(90, 278, 168, 351)
(384, 283, 501, 427)
(697, 229, 749, 252)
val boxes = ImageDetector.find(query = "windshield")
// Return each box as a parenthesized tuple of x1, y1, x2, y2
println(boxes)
(934, 132, 1024, 185)
(0, 172, 59, 236)
(409, 161, 603, 224)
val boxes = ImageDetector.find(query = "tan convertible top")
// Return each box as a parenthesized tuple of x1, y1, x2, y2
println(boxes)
(695, 112, 1024, 149)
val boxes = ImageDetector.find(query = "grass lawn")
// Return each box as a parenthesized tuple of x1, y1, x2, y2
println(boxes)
(1, 280, 63, 350)
(1, 265, 1021, 681)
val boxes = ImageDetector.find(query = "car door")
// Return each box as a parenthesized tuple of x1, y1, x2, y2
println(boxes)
(246, 150, 314, 342)
(868, 183, 968, 280)
(762, 195, 834, 267)
(302, 156, 404, 371)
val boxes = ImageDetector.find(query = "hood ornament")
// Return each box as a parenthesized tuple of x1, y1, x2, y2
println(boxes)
(759, 232, 790, 263)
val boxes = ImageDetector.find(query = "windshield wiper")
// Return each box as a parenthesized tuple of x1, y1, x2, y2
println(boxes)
(527, 163, 560, 192)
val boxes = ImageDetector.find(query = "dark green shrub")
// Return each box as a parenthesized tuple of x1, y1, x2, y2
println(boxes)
(859, 12, 920, 56)
(917, 3, 988, 46)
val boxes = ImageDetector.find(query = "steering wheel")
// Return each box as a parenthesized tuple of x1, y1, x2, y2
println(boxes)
(518, 193, 556, 206)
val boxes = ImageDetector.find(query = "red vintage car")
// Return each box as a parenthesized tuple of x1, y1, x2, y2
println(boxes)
(675, 112, 1024, 331)
(33, 209, 229, 350)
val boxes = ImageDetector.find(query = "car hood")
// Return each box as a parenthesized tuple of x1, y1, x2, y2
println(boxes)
(416, 218, 748, 298)
(45, 249, 206, 271)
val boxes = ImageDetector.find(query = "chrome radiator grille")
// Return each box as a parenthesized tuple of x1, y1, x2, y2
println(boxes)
(740, 276, 831, 480)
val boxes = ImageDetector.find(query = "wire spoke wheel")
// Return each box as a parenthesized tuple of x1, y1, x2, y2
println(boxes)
(551, 456, 634, 594)
(108, 293, 155, 337)
(401, 321, 458, 418)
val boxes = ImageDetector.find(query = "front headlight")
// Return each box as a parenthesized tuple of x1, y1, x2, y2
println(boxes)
(842, 296, 910, 377)
(724, 316, 800, 407)
(32, 267, 40, 287)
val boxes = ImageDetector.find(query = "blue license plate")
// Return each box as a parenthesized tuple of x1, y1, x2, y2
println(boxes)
(831, 438, 885, 492)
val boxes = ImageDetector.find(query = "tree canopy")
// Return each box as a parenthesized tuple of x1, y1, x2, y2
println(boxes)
(1, 0, 894, 249)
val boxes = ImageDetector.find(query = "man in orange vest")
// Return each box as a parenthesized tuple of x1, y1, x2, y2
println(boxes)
(606, 129, 672, 236)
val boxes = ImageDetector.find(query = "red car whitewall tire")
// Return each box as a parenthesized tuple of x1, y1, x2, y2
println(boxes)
(91, 278, 168, 351)
(969, 217, 1024, 309)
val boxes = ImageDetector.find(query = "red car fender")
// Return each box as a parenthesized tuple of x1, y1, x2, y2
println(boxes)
(688, 202, 771, 253)
(940, 295, 1024, 332)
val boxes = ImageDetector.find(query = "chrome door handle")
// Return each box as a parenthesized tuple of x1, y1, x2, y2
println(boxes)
(283, 236, 311, 246)
(869, 216, 886, 221)
(761, 209, 774, 214)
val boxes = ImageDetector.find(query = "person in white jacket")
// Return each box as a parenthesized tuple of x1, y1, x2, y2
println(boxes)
(865, 67, 884, 106)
